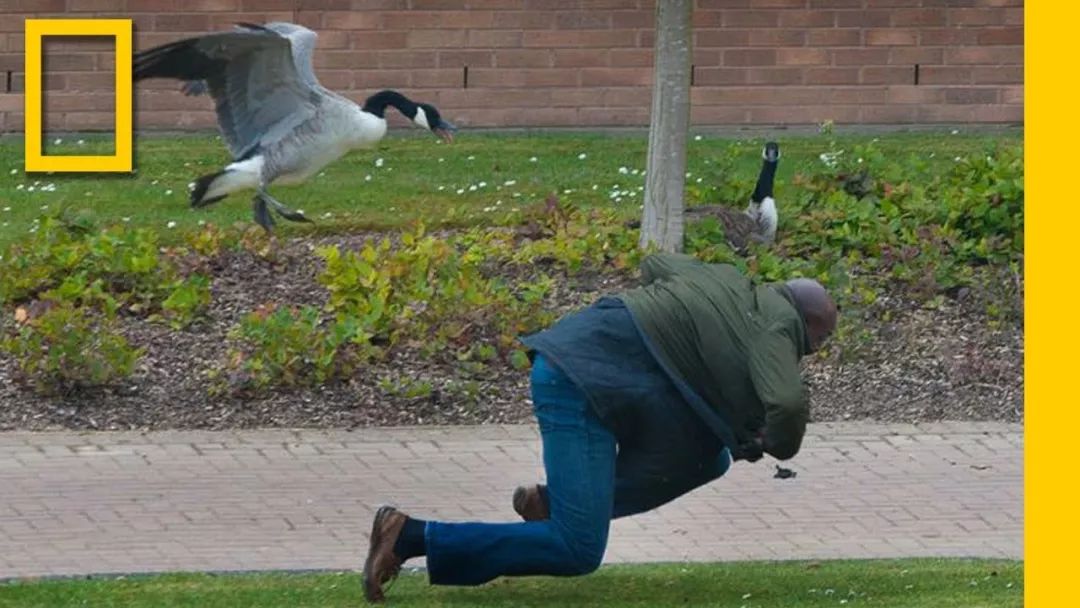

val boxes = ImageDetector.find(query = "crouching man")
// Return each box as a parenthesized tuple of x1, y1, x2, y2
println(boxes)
(361, 252, 838, 603)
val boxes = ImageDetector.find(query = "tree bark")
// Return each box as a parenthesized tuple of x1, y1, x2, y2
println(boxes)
(639, 0, 692, 253)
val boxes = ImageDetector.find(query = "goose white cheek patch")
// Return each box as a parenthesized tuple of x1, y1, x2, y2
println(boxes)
(413, 108, 430, 130)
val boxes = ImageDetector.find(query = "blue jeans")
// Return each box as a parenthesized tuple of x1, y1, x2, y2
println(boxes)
(424, 354, 731, 586)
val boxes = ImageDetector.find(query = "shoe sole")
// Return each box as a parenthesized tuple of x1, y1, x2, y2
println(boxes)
(512, 486, 548, 522)
(361, 506, 395, 603)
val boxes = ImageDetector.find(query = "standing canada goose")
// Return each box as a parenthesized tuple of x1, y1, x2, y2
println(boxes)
(682, 141, 781, 251)
(133, 22, 457, 232)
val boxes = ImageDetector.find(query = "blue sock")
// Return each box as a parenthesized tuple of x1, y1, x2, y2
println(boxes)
(393, 517, 427, 561)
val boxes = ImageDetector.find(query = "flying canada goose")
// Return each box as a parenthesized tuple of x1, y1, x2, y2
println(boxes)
(684, 141, 780, 251)
(133, 21, 458, 232)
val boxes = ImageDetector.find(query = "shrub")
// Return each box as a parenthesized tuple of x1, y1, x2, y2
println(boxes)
(1, 301, 142, 395)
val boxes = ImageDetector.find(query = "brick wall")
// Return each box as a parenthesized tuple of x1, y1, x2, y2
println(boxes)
(0, 0, 1024, 133)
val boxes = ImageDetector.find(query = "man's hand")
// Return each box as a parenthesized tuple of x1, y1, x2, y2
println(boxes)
(735, 436, 764, 463)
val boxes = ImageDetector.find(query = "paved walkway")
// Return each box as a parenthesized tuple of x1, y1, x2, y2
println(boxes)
(0, 422, 1022, 579)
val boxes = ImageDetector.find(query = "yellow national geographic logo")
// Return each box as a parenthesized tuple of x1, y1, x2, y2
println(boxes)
(24, 18, 133, 173)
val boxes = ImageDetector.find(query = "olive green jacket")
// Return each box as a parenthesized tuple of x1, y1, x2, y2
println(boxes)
(619, 253, 812, 460)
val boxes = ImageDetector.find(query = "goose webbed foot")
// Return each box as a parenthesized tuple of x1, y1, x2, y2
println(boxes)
(257, 190, 313, 225)
(253, 196, 276, 233)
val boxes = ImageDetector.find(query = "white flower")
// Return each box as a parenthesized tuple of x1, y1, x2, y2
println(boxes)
(563, 189, 573, 194)
(1, 222, 6, 227)
(85, 191, 92, 196)
(504, 180, 517, 186)
(319, 171, 326, 177)
(165, 189, 173, 195)
(40, 205, 48, 211)
(1, 207, 8, 212)
(577, 153, 587, 160)
(951, 129, 960, 135)
(456, 188, 465, 195)
(322, 212, 333, 218)
(954, 156, 962, 162)
(694, 135, 703, 141)
(8, 169, 15, 175)
(529, 156, 538, 162)
(365, 175, 372, 181)
(478, 181, 487, 188)
(27, 186, 35, 192)
(16, 184, 23, 190)
(685, 172, 692, 178)
(467, 155, 476, 161)
(77, 139, 85, 145)
(53, 138, 62, 145)
(122, 217, 131, 222)
(198, 219, 206, 226)
(437, 186, 445, 191)
(438, 157, 445, 163)
(375, 158, 384, 168)
(592, 184, 598, 190)
(165, 221, 177, 228)
(618, 166, 629, 174)
(468, 185, 477, 191)
(696, 178, 703, 183)
(151, 179, 159, 185)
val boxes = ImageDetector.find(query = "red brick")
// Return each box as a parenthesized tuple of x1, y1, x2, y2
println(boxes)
(886, 85, 946, 104)
(778, 10, 836, 27)
(866, 0, 925, 6)
(384, 9, 495, 29)
(690, 105, 749, 124)
(833, 49, 890, 66)
(919, 28, 979, 45)
(437, 50, 495, 68)
(978, 27, 1023, 45)
(748, 29, 807, 46)
(378, 50, 438, 69)
(972, 65, 1024, 84)
(696, 29, 752, 48)
(746, 67, 804, 85)
(239, 0, 293, 8)
(919, 66, 974, 85)
(694, 67, 748, 86)
(348, 31, 408, 50)
(803, 67, 861, 85)
(494, 49, 553, 68)
(553, 49, 610, 68)
(777, 48, 830, 66)
(351, 70, 411, 90)
(723, 11, 780, 27)
(888, 48, 945, 65)
(1000, 85, 1023, 105)
(493, 11, 557, 29)
(579, 67, 652, 87)
(153, 14, 212, 32)
(945, 47, 1022, 65)
(891, 8, 948, 26)
(320, 12, 381, 29)
(837, 10, 892, 27)
(555, 12, 613, 29)
(467, 30, 523, 48)
(860, 105, 918, 123)
(407, 30, 467, 49)
(865, 29, 919, 46)
(407, 68, 462, 89)
(808, 29, 862, 46)
(600, 87, 651, 107)
(314, 51, 379, 70)
(944, 87, 999, 104)
(63, 73, 116, 92)
(67, 0, 118, 10)
(523, 30, 636, 48)
(832, 86, 888, 104)
(949, 8, 1010, 26)
(861, 66, 915, 84)
(580, 106, 649, 126)
(723, 49, 776, 67)
(613, 11, 652, 29)
(173, 0, 239, 10)
(610, 49, 652, 67)
(692, 10, 724, 27)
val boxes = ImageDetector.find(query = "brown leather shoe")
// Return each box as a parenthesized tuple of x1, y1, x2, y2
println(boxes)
(361, 506, 408, 603)
(512, 484, 549, 521)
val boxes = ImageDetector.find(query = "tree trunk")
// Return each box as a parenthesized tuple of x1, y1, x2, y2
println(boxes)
(639, 0, 693, 253)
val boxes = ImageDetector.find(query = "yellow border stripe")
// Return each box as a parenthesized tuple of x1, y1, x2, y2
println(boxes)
(1027, 1, 1069, 606)
(23, 19, 132, 173)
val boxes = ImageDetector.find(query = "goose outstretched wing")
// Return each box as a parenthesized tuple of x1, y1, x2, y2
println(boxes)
(135, 24, 320, 160)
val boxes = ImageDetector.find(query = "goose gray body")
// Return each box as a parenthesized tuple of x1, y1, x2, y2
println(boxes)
(133, 22, 456, 231)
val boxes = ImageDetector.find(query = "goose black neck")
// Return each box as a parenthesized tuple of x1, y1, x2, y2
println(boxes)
(751, 160, 778, 203)
(362, 90, 417, 119)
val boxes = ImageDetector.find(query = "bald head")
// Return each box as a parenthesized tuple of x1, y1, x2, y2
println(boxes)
(785, 278, 838, 352)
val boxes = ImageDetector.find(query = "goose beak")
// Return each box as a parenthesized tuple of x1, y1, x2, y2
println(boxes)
(434, 120, 457, 144)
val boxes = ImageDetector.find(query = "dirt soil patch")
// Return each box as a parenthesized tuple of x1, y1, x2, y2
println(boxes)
(0, 233, 1023, 432)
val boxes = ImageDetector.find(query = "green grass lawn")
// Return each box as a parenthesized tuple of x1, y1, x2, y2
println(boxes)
(0, 129, 1020, 248)
(0, 559, 1022, 607)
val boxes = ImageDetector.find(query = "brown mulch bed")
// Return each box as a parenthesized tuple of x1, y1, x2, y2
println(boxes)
(0, 234, 1023, 432)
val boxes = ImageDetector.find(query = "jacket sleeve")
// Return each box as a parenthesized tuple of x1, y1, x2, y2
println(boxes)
(747, 327, 809, 460)
(638, 252, 706, 285)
